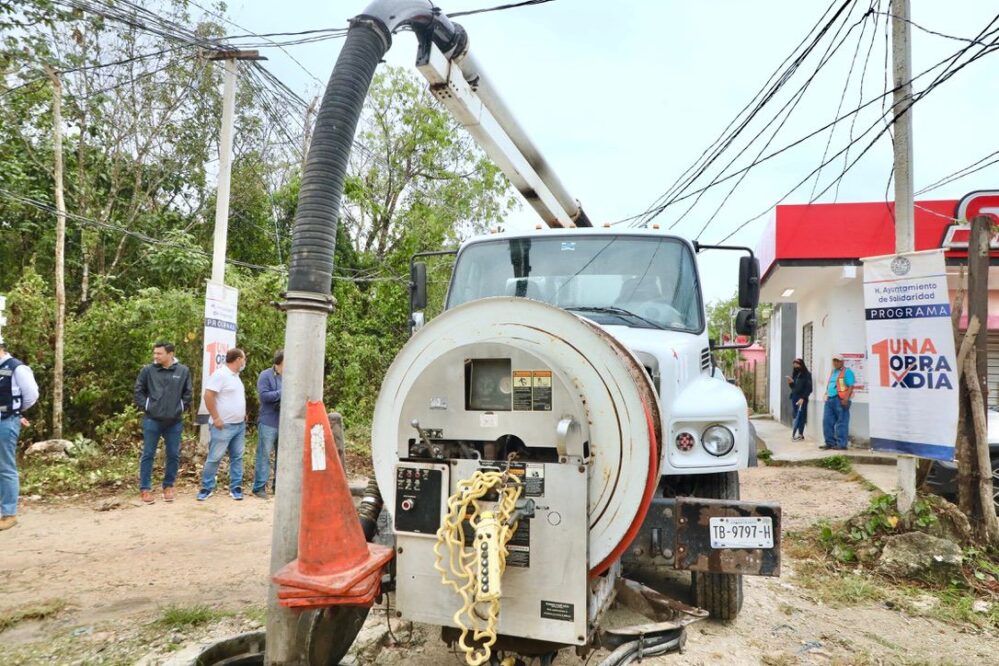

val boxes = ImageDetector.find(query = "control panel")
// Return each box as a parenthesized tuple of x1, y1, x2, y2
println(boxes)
(394, 463, 448, 535)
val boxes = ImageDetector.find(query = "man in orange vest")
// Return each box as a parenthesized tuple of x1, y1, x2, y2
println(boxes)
(821, 353, 855, 450)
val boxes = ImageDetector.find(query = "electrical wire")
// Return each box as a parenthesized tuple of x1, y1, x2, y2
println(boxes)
(684, 1, 875, 240)
(450, 0, 557, 18)
(915, 147, 999, 196)
(618, 0, 856, 228)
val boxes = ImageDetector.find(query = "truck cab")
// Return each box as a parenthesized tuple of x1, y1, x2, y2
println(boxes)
(417, 226, 757, 480)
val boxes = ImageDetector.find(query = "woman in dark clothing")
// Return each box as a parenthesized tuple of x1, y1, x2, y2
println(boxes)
(786, 358, 813, 440)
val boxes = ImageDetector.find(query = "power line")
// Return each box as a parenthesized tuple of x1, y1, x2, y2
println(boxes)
(450, 0, 557, 18)
(631, 18, 999, 237)
(0, 187, 283, 273)
(713, 27, 999, 245)
(616, 0, 856, 228)
(684, 1, 875, 240)
(915, 148, 999, 196)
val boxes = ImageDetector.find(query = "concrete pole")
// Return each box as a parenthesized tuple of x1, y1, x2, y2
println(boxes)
(46, 67, 66, 440)
(266, 305, 331, 664)
(211, 57, 237, 285)
(891, 0, 917, 513)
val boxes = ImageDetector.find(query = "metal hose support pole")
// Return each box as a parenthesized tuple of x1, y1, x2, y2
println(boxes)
(266, 21, 389, 666)
(267, 2, 465, 662)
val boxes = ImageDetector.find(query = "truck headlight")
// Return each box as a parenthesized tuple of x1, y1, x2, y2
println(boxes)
(701, 425, 735, 456)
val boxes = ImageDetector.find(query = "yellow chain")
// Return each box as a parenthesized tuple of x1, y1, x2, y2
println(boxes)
(433, 469, 523, 666)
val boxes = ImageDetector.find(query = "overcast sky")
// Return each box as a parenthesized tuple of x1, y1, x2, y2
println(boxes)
(210, 0, 999, 303)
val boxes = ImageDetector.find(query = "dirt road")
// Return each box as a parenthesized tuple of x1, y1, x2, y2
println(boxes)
(1, 466, 995, 665)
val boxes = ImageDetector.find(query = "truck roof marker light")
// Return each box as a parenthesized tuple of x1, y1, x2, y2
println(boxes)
(535, 224, 543, 230)
(602, 223, 611, 228)
(651, 223, 660, 230)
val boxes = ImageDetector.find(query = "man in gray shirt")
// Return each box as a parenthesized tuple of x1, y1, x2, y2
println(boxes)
(197, 348, 247, 501)
(0, 339, 39, 531)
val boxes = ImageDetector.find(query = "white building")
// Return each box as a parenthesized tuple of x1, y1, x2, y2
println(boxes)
(757, 196, 999, 444)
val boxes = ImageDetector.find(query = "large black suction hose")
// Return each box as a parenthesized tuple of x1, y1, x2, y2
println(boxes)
(286, 0, 463, 297)
(286, 22, 389, 296)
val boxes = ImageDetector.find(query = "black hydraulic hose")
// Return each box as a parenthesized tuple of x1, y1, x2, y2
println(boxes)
(286, 22, 388, 295)
(357, 477, 384, 541)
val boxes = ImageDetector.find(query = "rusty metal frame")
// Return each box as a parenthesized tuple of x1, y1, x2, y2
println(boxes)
(622, 496, 782, 577)
(674, 497, 781, 576)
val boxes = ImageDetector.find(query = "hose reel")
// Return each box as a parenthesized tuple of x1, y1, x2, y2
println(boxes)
(373, 297, 661, 576)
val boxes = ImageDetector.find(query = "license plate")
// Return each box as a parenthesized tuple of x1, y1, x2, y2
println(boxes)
(709, 516, 774, 549)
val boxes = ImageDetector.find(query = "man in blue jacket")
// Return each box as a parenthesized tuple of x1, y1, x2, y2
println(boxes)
(134, 341, 193, 504)
(252, 350, 283, 499)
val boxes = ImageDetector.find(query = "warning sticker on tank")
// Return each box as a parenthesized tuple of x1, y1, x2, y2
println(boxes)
(513, 370, 553, 411)
(513, 371, 533, 410)
(532, 371, 552, 411)
(524, 464, 545, 496)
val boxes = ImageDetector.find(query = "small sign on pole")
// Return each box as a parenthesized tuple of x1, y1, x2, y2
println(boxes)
(197, 281, 239, 424)
(862, 249, 958, 460)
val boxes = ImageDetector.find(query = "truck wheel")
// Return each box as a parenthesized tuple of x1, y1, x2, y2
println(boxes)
(689, 471, 744, 621)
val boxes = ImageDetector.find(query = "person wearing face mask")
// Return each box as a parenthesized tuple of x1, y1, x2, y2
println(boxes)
(785, 358, 812, 441)
(197, 348, 248, 501)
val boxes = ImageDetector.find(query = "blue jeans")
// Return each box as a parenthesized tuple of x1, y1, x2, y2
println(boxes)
(139, 417, 183, 490)
(201, 422, 246, 492)
(252, 424, 279, 493)
(0, 417, 22, 516)
(823, 398, 851, 449)
(791, 399, 808, 435)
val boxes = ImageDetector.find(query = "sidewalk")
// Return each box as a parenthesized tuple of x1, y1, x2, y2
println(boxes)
(753, 416, 900, 493)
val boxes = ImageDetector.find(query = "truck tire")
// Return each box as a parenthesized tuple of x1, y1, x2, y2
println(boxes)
(690, 471, 744, 621)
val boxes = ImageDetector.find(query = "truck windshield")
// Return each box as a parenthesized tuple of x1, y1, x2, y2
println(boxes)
(447, 236, 703, 332)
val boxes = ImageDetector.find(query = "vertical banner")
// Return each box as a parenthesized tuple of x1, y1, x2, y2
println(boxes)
(862, 249, 957, 460)
(197, 282, 239, 424)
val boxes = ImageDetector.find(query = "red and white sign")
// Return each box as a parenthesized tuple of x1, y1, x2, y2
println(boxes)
(197, 282, 239, 424)
(943, 190, 999, 251)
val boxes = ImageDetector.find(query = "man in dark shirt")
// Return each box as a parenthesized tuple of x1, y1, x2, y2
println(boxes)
(252, 350, 283, 499)
(134, 341, 192, 504)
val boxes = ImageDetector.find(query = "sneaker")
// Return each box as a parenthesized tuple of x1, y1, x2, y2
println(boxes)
(196, 488, 214, 501)
(819, 445, 832, 450)
(230, 487, 244, 501)
(141, 490, 155, 504)
(163, 487, 175, 503)
(252, 489, 269, 500)
(0, 515, 17, 531)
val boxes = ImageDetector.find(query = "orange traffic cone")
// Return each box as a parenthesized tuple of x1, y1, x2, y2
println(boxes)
(272, 401, 394, 607)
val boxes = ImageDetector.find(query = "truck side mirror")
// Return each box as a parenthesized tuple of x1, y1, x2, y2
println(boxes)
(411, 262, 428, 311)
(735, 308, 757, 337)
(738, 256, 760, 309)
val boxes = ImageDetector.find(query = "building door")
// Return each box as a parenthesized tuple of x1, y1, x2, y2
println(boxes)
(988, 331, 999, 409)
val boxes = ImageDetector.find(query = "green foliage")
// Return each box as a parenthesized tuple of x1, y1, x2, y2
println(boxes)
(0, 599, 68, 632)
(157, 604, 230, 629)
(0, 10, 515, 445)
(816, 454, 853, 474)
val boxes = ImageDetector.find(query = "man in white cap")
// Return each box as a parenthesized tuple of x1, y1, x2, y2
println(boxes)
(821, 353, 855, 450)
(0, 339, 39, 531)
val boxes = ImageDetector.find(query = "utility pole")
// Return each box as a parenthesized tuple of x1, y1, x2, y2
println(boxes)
(45, 66, 66, 440)
(205, 51, 263, 284)
(301, 95, 318, 172)
(891, 0, 917, 513)
(199, 50, 263, 445)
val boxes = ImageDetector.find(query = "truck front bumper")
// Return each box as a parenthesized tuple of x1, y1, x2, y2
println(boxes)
(622, 497, 781, 576)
